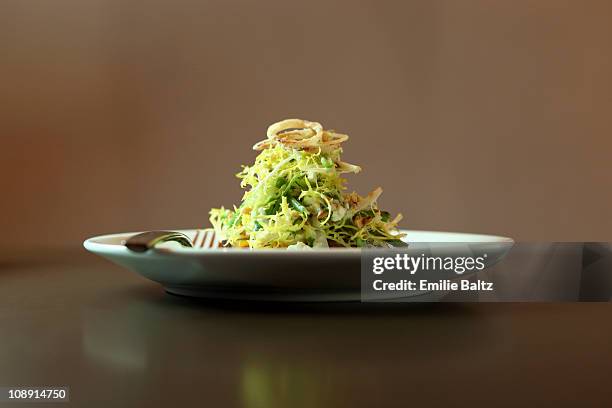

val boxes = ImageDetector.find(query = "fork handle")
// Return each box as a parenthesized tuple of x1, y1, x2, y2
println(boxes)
(123, 231, 193, 252)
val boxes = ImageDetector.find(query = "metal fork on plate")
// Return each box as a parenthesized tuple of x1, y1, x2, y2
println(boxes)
(124, 229, 221, 252)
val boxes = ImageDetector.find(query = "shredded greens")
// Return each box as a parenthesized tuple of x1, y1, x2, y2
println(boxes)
(209, 119, 405, 249)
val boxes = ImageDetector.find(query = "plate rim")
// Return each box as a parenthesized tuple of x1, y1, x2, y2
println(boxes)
(83, 229, 514, 257)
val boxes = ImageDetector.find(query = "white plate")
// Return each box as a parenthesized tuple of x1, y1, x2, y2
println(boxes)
(84, 230, 513, 302)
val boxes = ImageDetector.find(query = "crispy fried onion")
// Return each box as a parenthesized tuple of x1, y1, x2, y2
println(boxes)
(253, 119, 349, 153)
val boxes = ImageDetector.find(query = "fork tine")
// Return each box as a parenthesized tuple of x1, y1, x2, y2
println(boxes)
(211, 231, 221, 248)
(192, 229, 201, 247)
(201, 229, 213, 249)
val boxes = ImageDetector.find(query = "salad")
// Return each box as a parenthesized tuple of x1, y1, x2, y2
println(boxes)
(209, 119, 406, 249)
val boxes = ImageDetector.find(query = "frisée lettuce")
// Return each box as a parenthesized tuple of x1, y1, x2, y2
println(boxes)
(209, 119, 405, 249)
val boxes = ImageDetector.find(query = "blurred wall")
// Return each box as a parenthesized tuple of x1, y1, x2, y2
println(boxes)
(1, 0, 611, 250)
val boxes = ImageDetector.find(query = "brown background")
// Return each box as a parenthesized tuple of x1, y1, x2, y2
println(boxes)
(1, 0, 611, 251)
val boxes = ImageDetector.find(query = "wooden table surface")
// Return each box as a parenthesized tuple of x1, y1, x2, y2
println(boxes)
(1, 250, 611, 407)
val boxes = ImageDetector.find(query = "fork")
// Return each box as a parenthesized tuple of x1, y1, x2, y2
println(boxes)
(124, 229, 221, 252)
